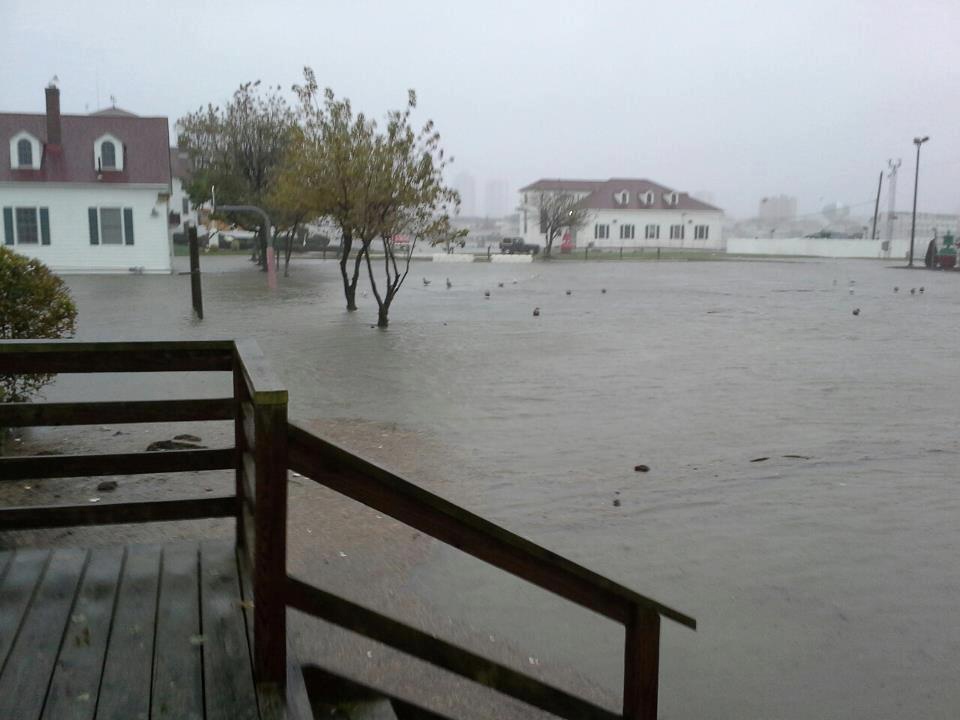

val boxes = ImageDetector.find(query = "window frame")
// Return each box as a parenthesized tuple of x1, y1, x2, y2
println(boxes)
(100, 141, 117, 170)
(9, 131, 42, 170)
(594, 223, 610, 240)
(669, 224, 685, 240)
(645, 224, 660, 240)
(17, 139, 33, 167)
(619, 223, 635, 240)
(3, 206, 51, 246)
(695, 224, 709, 240)
(98, 207, 124, 244)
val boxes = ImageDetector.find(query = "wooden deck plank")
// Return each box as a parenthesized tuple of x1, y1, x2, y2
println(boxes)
(95, 545, 162, 720)
(42, 546, 125, 720)
(152, 543, 203, 720)
(0, 548, 50, 672)
(0, 548, 88, 720)
(200, 541, 258, 720)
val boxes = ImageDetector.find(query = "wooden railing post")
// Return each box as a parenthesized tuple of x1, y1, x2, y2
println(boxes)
(252, 394, 287, 685)
(234, 339, 289, 687)
(623, 604, 660, 720)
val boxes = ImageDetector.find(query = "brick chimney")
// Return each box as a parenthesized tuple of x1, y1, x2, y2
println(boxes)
(45, 84, 61, 146)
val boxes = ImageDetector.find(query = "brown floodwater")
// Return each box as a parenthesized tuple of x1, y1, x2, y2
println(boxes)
(42, 254, 960, 719)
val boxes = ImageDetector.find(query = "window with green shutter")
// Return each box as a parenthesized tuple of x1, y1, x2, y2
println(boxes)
(2, 208, 12, 245)
(123, 208, 134, 245)
(39, 208, 50, 245)
(88, 208, 99, 245)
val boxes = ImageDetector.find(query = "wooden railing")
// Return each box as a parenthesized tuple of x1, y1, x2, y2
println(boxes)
(0, 339, 696, 720)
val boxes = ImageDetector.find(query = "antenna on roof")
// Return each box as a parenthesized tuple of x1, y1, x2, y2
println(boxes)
(110, 94, 117, 108)
(48, 75, 59, 89)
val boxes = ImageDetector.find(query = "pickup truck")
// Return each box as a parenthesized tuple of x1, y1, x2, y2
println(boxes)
(499, 237, 540, 255)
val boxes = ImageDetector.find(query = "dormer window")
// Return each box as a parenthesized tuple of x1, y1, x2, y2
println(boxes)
(638, 190, 655, 206)
(101, 141, 116, 169)
(94, 134, 124, 172)
(9, 131, 42, 170)
(17, 139, 32, 166)
(663, 191, 680, 207)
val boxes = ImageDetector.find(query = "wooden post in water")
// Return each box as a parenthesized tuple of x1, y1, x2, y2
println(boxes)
(187, 224, 203, 319)
(623, 604, 660, 720)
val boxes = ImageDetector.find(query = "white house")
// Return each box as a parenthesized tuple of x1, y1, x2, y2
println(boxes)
(519, 178, 724, 251)
(0, 84, 173, 273)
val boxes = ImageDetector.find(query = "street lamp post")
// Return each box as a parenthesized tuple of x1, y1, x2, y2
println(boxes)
(908, 135, 930, 267)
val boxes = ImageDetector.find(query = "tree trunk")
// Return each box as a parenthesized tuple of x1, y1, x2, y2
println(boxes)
(338, 231, 358, 311)
(376, 304, 390, 328)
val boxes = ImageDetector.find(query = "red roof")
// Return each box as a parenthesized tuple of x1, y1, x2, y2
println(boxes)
(0, 112, 171, 186)
(520, 178, 722, 212)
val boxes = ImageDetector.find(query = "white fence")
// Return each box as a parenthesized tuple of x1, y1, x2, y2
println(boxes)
(726, 237, 919, 260)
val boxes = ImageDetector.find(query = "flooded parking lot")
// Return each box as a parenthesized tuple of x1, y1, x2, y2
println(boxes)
(42, 255, 960, 719)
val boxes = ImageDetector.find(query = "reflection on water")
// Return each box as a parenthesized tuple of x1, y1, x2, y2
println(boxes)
(53, 255, 960, 719)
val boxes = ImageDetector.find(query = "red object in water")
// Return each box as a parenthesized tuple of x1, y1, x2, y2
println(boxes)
(937, 255, 956, 269)
(560, 232, 575, 254)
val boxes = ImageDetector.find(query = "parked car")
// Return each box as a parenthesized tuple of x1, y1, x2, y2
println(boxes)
(499, 237, 540, 255)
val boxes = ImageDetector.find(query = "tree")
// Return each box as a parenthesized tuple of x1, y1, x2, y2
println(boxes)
(284, 69, 379, 310)
(0, 247, 78, 403)
(523, 192, 591, 257)
(358, 93, 463, 328)
(177, 81, 296, 269)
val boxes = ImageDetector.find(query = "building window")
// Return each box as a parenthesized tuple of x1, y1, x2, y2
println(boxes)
(100, 208, 123, 243)
(89, 207, 135, 245)
(17, 139, 33, 167)
(3, 207, 50, 245)
(182, 197, 190, 215)
(101, 141, 117, 169)
(645, 224, 660, 239)
(594, 224, 609, 240)
(15, 208, 39, 244)
(694, 224, 709, 240)
(669, 224, 685, 240)
(619, 224, 635, 240)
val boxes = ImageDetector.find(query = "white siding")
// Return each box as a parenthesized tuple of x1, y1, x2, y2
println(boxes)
(0, 184, 172, 273)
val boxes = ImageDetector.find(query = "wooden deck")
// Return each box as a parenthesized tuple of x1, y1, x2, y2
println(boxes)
(0, 539, 265, 720)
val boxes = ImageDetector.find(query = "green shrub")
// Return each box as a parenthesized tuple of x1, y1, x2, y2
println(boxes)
(0, 247, 78, 402)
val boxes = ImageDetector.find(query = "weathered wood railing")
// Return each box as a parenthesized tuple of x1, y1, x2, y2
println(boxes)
(0, 339, 696, 720)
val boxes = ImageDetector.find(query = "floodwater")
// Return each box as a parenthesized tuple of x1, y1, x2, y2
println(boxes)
(45, 255, 960, 719)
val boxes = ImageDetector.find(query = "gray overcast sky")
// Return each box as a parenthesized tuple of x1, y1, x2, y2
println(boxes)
(3, 0, 959, 218)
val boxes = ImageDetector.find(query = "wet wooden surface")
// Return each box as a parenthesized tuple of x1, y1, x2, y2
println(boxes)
(0, 540, 268, 720)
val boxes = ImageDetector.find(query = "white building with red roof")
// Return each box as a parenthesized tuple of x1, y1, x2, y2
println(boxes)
(1, 84, 173, 273)
(519, 178, 724, 251)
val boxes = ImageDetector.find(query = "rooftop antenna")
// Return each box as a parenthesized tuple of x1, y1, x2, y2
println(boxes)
(110, 94, 117, 108)
(48, 74, 59, 88)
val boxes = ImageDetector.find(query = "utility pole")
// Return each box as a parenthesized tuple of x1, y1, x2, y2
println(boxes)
(885, 159, 901, 249)
(870, 171, 883, 240)
(908, 136, 930, 267)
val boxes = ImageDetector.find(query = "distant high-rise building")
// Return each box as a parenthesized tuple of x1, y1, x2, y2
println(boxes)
(758, 195, 797, 222)
(454, 172, 476, 216)
(483, 179, 508, 217)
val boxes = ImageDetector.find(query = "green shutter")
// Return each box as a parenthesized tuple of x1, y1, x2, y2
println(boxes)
(123, 208, 134, 245)
(88, 208, 99, 245)
(39, 208, 50, 245)
(2, 208, 12, 245)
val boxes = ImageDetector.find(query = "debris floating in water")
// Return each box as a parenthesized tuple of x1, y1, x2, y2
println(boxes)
(634, 464, 650, 472)
(565, 289, 572, 296)
(601, 288, 607, 294)
(423, 278, 431, 286)
(484, 290, 490, 298)
(910, 288, 916, 295)
(852, 308, 860, 316)
(750, 457, 769, 463)
(612, 498, 621, 507)
(446, 278, 452, 289)
(532, 307, 540, 317)
(894, 286, 899, 293)
(919, 286, 925, 294)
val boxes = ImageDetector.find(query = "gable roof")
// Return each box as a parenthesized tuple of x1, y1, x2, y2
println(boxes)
(520, 178, 722, 212)
(0, 112, 171, 186)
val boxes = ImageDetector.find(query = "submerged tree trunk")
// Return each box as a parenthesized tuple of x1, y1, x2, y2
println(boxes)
(338, 229, 360, 311)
